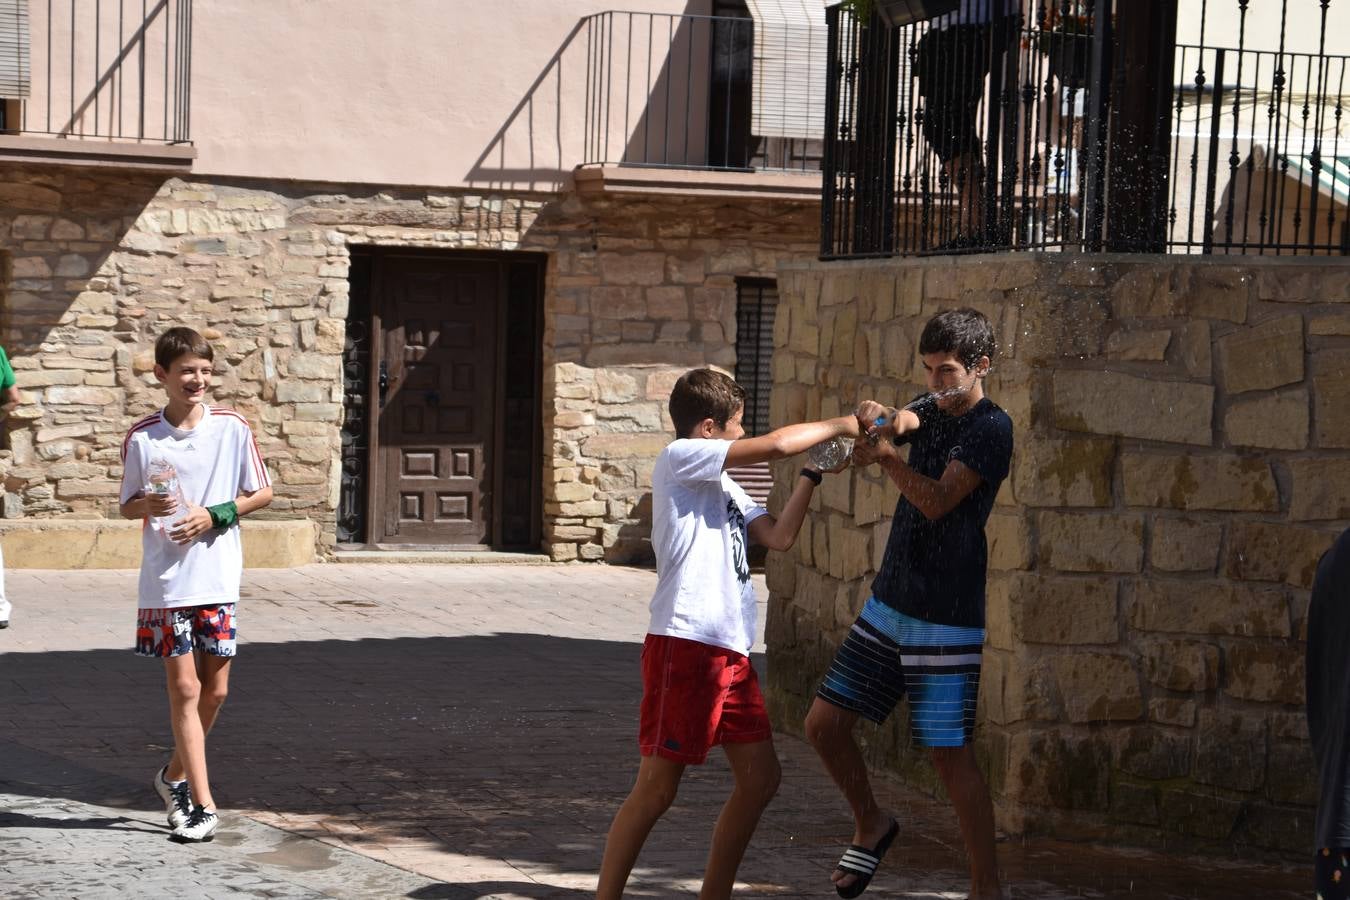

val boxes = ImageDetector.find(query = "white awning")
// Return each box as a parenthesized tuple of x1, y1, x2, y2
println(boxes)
(0, 0, 30, 99)
(1284, 152, 1350, 206)
(744, 0, 832, 140)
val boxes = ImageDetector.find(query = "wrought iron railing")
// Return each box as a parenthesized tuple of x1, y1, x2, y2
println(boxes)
(582, 10, 825, 172)
(822, 0, 1349, 259)
(6, 0, 192, 143)
(1170, 42, 1348, 255)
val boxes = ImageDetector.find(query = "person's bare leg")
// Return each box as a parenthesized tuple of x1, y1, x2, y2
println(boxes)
(166, 654, 231, 783)
(931, 745, 1001, 900)
(952, 150, 984, 238)
(805, 698, 894, 891)
(163, 654, 216, 810)
(0, 541, 10, 626)
(699, 740, 781, 900)
(597, 754, 685, 900)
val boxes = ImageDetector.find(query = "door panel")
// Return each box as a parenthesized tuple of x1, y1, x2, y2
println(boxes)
(376, 258, 499, 545)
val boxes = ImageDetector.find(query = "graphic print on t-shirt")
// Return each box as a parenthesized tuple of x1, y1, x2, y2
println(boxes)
(646, 439, 768, 657)
(727, 497, 750, 585)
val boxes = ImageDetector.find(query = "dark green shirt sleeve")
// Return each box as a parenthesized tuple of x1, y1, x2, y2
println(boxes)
(0, 346, 15, 391)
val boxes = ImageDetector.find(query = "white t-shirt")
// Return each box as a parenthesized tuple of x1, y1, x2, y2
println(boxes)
(120, 406, 271, 610)
(648, 439, 768, 657)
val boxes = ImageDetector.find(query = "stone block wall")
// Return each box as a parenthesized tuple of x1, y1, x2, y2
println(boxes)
(541, 196, 818, 561)
(0, 164, 817, 557)
(764, 254, 1347, 854)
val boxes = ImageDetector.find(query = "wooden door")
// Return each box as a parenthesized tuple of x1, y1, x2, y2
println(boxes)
(373, 257, 500, 545)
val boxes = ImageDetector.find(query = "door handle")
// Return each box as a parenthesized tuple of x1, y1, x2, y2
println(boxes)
(379, 361, 389, 408)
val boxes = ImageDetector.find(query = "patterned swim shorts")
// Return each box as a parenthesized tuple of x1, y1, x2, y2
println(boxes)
(817, 597, 984, 748)
(135, 604, 237, 658)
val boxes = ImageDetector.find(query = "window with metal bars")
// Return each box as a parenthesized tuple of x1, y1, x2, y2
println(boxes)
(730, 277, 779, 517)
(734, 278, 778, 436)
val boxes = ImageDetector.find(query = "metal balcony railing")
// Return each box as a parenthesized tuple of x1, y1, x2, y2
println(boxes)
(822, 0, 1348, 259)
(1170, 41, 1349, 255)
(581, 10, 825, 172)
(4, 0, 192, 144)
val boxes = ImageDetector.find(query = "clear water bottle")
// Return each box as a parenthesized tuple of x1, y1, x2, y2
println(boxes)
(145, 457, 185, 531)
(807, 436, 855, 470)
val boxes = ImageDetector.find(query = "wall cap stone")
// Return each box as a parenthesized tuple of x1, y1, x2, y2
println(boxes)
(0, 519, 316, 568)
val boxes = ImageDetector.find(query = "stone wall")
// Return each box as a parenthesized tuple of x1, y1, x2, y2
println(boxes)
(0, 164, 818, 557)
(764, 254, 1347, 854)
(541, 195, 818, 561)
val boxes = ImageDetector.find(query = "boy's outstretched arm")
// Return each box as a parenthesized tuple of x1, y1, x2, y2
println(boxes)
(746, 457, 847, 551)
(723, 415, 860, 471)
(854, 439, 982, 521)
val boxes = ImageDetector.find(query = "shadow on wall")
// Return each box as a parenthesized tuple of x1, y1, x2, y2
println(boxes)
(465, 0, 714, 191)
(0, 167, 169, 516)
(606, 490, 655, 565)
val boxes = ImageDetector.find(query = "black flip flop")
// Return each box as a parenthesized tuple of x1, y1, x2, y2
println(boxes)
(834, 818, 900, 899)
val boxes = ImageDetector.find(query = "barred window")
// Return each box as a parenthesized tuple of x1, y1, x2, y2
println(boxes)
(731, 278, 779, 514)
(734, 278, 778, 436)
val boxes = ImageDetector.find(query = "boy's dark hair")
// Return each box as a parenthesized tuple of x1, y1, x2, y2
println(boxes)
(155, 326, 214, 370)
(919, 307, 996, 368)
(668, 368, 746, 437)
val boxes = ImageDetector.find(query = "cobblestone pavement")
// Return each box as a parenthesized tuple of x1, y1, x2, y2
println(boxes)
(0, 564, 1308, 898)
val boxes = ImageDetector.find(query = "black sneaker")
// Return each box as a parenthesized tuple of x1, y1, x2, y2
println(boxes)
(153, 765, 193, 829)
(170, 805, 218, 843)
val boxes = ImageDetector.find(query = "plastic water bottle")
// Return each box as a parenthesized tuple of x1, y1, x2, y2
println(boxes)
(808, 416, 888, 467)
(807, 435, 854, 470)
(145, 458, 185, 531)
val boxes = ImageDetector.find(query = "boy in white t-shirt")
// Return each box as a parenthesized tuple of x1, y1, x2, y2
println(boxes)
(597, 368, 862, 900)
(118, 327, 273, 843)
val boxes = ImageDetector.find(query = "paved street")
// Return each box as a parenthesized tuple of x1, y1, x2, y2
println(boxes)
(0, 564, 1308, 898)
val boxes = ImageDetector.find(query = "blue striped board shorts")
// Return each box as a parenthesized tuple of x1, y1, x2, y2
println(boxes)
(817, 597, 984, 748)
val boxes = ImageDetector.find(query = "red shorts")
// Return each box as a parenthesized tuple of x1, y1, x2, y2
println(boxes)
(638, 634, 771, 764)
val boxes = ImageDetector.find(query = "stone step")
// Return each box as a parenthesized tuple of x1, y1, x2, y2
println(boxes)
(0, 518, 316, 569)
(332, 549, 553, 565)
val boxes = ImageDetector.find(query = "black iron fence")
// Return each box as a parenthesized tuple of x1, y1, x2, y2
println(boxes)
(5, 0, 192, 143)
(1170, 41, 1348, 255)
(822, 0, 1349, 258)
(582, 10, 825, 171)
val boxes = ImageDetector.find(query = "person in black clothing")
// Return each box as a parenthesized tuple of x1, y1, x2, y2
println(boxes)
(914, 0, 1021, 247)
(1309, 527, 1350, 900)
(805, 308, 1012, 900)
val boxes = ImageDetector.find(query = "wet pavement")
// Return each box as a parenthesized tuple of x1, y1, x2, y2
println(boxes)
(0, 564, 1310, 898)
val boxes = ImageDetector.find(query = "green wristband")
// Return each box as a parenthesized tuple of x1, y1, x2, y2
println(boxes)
(206, 501, 239, 531)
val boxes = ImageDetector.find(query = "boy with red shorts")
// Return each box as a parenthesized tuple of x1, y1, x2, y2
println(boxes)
(597, 368, 861, 899)
(119, 327, 273, 843)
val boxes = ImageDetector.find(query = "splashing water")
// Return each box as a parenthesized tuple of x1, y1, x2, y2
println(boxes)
(903, 385, 971, 410)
